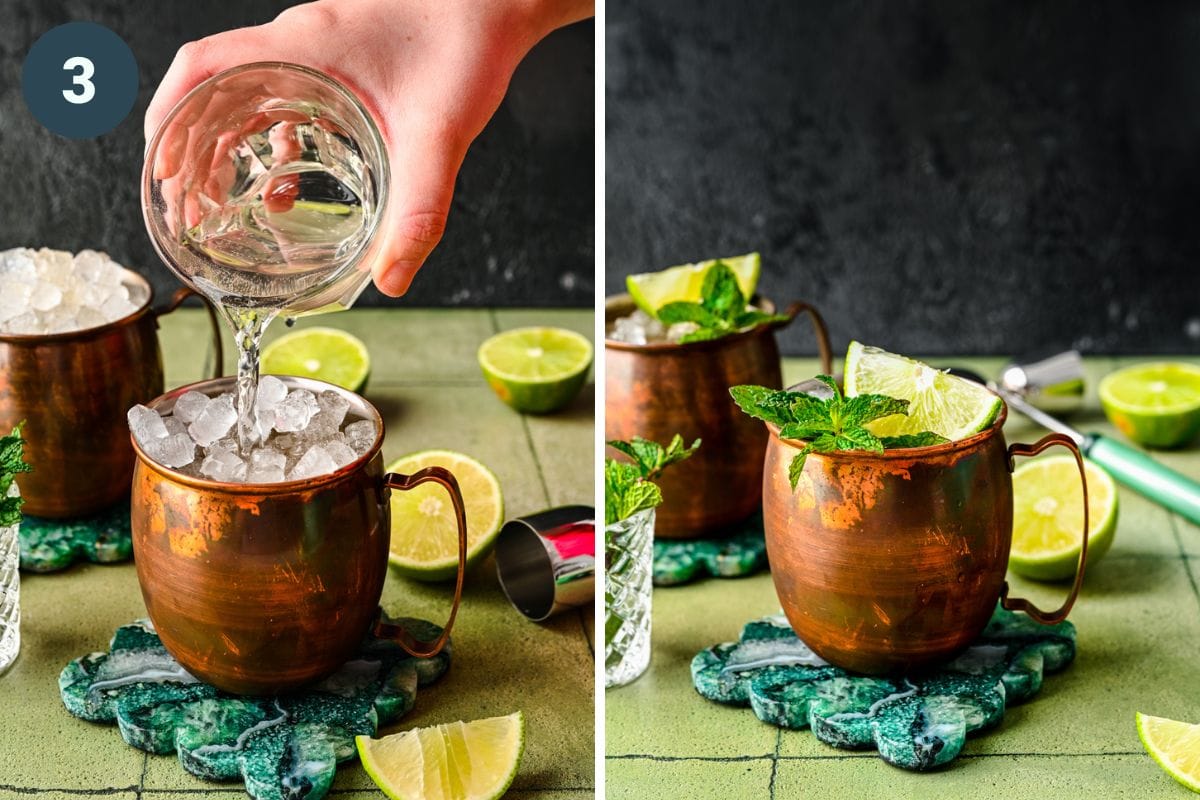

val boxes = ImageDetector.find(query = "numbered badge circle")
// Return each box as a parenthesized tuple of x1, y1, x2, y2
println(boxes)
(22, 22, 138, 139)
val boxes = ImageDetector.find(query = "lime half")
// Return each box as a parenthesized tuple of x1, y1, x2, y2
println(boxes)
(386, 450, 503, 582)
(261, 327, 370, 392)
(626, 253, 760, 317)
(478, 327, 592, 414)
(357, 712, 525, 800)
(1137, 712, 1200, 794)
(1099, 362, 1200, 449)
(1010, 455, 1118, 581)
(843, 341, 1003, 441)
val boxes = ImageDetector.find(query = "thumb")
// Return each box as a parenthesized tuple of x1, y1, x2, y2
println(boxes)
(371, 132, 466, 297)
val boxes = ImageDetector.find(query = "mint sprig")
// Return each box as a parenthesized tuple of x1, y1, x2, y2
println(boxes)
(604, 434, 700, 525)
(730, 376, 947, 490)
(0, 423, 31, 527)
(656, 261, 787, 343)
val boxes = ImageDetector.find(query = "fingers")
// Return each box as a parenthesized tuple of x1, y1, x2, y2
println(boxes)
(371, 132, 466, 297)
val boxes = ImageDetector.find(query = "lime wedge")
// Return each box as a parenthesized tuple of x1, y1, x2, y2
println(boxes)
(478, 327, 592, 414)
(626, 253, 760, 317)
(843, 341, 1003, 441)
(386, 450, 504, 582)
(261, 327, 370, 392)
(1009, 455, 1118, 581)
(1137, 712, 1200, 793)
(357, 712, 525, 800)
(1099, 362, 1200, 449)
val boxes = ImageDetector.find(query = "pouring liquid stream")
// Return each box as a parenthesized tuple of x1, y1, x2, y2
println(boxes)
(180, 117, 374, 453)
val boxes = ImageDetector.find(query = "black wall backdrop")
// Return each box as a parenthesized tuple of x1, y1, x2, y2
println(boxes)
(0, 1, 594, 307)
(606, 0, 1200, 356)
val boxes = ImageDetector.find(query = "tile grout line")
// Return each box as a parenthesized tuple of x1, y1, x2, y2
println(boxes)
(136, 752, 148, 800)
(606, 749, 1148, 763)
(1167, 513, 1200, 612)
(768, 729, 781, 799)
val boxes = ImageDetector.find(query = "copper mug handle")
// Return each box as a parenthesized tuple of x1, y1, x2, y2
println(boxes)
(999, 432, 1090, 625)
(154, 287, 224, 380)
(373, 466, 469, 658)
(777, 301, 833, 375)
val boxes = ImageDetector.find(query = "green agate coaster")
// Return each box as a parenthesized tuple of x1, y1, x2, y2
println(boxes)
(20, 501, 132, 572)
(692, 606, 1075, 771)
(653, 511, 767, 586)
(60, 615, 450, 800)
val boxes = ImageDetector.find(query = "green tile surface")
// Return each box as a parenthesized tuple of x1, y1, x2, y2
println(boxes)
(0, 308, 594, 798)
(607, 355, 1200, 798)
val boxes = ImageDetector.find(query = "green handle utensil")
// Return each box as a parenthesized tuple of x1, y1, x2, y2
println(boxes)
(1084, 434, 1200, 526)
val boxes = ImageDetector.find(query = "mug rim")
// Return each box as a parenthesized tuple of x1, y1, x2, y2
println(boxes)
(0, 266, 155, 344)
(767, 394, 1009, 459)
(603, 292, 782, 353)
(131, 374, 384, 494)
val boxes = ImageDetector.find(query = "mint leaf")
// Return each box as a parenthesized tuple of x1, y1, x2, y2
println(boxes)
(605, 434, 699, 524)
(788, 450, 809, 489)
(778, 423, 829, 441)
(652, 261, 777, 343)
(834, 427, 884, 453)
(699, 261, 744, 317)
(0, 423, 30, 527)
(732, 378, 944, 493)
(729, 385, 796, 427)
(733, 309, 789, 329)
(618, 481, 662, 523)
(880, 432, 949, 448)
(814, 374, 842, 403)
(678, 327, 726, 344)
(789, 393, 831, 428)
(841, 394, 909, 428)
(657, 302, 719, 327)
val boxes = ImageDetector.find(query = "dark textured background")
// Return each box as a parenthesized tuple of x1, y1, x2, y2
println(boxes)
(606, 0, 1200, 356)
(0, 1, 593, 307)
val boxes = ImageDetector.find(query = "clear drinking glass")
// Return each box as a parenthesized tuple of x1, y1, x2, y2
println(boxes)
(0, 482, 20, 673)
(142, 62, 389, 317)
(605, 507, 655, 687)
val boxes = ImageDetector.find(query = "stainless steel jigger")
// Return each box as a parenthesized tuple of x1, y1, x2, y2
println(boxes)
(997, 350, 1085, 417)
(494, 505, 595, 622)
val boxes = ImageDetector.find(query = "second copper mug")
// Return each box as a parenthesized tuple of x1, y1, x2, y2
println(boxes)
(762, 398, 1091, 675)
(130, 375, 468, 695)
(0, 270, 221, 517)
(605, 294, 832, 538)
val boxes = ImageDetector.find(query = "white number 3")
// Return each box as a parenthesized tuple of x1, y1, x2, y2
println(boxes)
(62, 56, 96, 104)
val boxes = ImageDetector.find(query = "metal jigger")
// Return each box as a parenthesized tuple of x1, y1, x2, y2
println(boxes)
(494, 506, 595, 622)
(997, 350, 1085, 416)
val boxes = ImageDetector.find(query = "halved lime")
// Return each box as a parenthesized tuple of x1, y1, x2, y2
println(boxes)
(1137, 712, 1200, 794)
(1010, 455, 1118, 581)
(843, 341, 1003, 441)
(1099, 362, 1200, 449)
(478, 327, 592, 414)
(261, 327, 370, 392)
(357, 712, 525, 800)
(626, 253, 760, 317)
(386, 450, 504, 582)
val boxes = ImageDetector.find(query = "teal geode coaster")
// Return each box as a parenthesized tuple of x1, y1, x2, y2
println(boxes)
(60, 615, 450, 800)
(653, 511, 767, 586)
(20, 501, 132, 572)
(692, 606, 1075, 771)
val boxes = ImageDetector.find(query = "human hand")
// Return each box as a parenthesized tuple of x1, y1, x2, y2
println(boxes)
(145, 0, 593, 296)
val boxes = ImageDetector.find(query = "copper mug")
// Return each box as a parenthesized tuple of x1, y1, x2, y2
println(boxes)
(762, 399, 1090, 675)
(0, 271, 222, 517)
(605, 294, 832, 538)
(130, 375, 468, 695)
